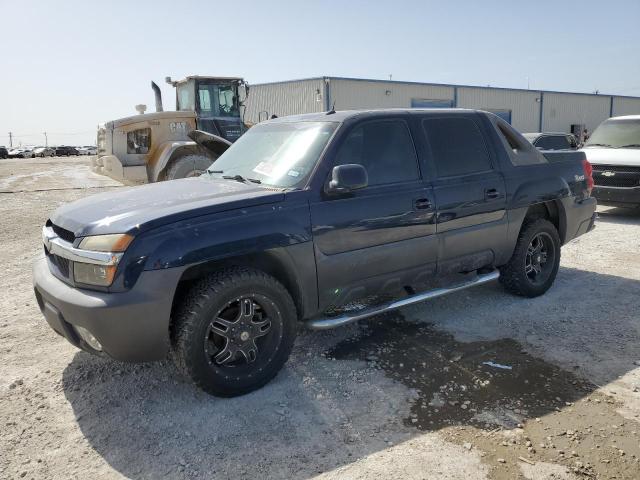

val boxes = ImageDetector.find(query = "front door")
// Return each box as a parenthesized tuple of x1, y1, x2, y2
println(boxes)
(310, 118, 438, 309)
(420, 114, 508, 273)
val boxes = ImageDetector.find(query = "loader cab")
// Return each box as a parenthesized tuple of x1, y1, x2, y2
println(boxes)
(174, 76, 246, 142)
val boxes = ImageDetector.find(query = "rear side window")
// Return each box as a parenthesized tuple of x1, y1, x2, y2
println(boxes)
(535, 135, 570, 150)
(422, 117, 491, 177)
(334, 120, 420, 186)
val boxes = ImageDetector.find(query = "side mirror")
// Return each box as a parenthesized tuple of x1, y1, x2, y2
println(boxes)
(327, 164, 368, 194)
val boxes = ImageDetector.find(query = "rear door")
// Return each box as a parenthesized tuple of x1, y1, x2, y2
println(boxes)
(421, 114, 508, 273)
(310, 117, 437, 309)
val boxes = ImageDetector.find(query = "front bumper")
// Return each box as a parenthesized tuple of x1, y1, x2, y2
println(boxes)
(33, 257, 185, 362)
(592, 185, 640, 207)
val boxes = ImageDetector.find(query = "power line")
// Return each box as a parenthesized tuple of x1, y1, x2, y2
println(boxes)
(0, 130, 95, 138)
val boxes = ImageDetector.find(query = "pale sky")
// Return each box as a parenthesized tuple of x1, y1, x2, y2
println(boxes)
(1, 0, 639, 146)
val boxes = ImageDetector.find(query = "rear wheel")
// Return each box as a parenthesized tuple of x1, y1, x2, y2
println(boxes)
(171, 267, 297, 397)
(500, 218, 561, 297)
(164, 154, 214, 180)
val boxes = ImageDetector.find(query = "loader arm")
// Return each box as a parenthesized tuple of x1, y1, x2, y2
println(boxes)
(188, 130, 233, 157)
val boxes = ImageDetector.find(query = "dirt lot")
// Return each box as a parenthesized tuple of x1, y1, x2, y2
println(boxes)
(1, 157, 639, 480)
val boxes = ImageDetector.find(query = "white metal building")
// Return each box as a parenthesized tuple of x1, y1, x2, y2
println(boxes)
(244, 76, 640, 134)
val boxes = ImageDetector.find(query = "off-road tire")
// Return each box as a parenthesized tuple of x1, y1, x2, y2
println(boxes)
(171, 267, 297, 397)
(164, 154, 214, 181)
(500, 218, 561, 298)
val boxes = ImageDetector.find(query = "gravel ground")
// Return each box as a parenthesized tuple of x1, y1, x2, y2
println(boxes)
(1, 157, 639, 480)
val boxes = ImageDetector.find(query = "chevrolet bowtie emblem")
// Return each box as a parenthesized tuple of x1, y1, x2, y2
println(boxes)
(601, 171, 616, 177)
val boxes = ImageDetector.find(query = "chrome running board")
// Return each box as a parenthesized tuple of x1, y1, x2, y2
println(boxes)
(306, 270, 500, 330)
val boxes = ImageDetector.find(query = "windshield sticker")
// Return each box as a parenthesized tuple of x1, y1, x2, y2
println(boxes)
(253, 161, 276, 177)
(287, 170, 300, 177)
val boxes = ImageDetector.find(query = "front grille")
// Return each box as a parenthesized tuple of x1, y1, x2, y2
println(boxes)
(54, 255, 70, 277)
(47, 220, 75, 243)
(592, 164, 640, 188)
(46, 252, 73, 283)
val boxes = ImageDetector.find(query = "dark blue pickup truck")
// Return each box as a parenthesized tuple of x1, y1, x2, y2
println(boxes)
(33, 109, 597, 396)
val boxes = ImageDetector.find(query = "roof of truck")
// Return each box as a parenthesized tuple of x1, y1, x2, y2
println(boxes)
(609, 115, 640, 121)
(523, 132, 573, 138)
(175, 75, 244, 84)
(268, 108, 481, 123)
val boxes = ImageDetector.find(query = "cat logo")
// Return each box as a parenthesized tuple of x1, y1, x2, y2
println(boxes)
(601, 171, 616, 177)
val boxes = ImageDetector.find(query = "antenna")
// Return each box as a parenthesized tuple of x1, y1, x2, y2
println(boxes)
(326, 100, 336, 115)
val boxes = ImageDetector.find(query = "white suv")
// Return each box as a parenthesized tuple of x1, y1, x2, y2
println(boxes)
(581, 115, 640, 208)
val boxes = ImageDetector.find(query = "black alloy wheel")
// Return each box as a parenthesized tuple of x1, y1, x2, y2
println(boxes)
(524, 232, 555, 285)
(172, 267, 297, 397)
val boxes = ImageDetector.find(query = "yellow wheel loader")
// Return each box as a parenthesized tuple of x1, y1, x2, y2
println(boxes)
(94, 76, 249, 183)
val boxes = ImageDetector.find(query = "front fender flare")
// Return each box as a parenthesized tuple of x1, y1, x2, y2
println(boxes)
(148, 141, 212, 182)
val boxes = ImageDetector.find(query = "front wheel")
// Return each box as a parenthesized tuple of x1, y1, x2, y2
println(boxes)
(500, 218, 561, 297)
(164, 154, 214, 181)
(171, 267, 297, 397)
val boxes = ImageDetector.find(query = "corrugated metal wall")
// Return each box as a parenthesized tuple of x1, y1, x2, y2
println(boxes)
(330, 79, 454, 110)
(612, 97, 640, 117)
(456, 87, 541, 132)
(243, 78, 326, 124)
(246, 77, 639, 133)
(541, 93, 610, 132)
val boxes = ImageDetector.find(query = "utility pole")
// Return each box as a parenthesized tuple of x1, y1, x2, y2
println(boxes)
(43, 132, 48, 147)
(8, 132, 12, 148)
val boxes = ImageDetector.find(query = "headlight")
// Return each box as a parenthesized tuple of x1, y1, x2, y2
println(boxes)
(74, 262, 117, 286)
(74, 234, 133, 286)
(79, 234, 133, 252)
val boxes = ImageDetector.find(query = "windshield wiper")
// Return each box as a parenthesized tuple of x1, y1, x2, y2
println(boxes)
(222, 174, 262, 184)
(584, 143, 612, 148)
(618, 144, 640, 148)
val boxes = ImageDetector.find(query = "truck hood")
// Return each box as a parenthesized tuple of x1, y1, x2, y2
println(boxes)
(580, 147, 640, 167)
(50, 176, 285, 238)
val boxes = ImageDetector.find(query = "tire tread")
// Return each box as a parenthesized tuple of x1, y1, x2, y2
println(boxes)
(499, 218, 560, 297)
(171, 266, 297, 397)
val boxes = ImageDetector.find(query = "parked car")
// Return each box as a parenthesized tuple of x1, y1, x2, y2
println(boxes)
(33, 109, 596, 397)
(8, 147, 33, 158)
(0, 146, 8, 159)
(54, 146, 80, 156)
(33, 146, 55, 157)
(523, 132, 578, 150)
(581, 115, 640, 208)
(77, 146, 97, 156)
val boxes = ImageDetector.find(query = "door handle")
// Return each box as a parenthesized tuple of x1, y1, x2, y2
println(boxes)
(485, 188, 500, 200)
(414, 198, 432, 210)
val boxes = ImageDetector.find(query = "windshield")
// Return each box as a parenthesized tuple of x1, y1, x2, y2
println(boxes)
(585, 118, 640, 148)
(207, 121, 338, 188)
(197, 82, 239, 118)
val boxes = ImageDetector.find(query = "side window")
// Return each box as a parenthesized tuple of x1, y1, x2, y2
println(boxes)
(422, 117, 491, 177)
(536, 135, 570, 150)
(334, 120, 420, 186)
